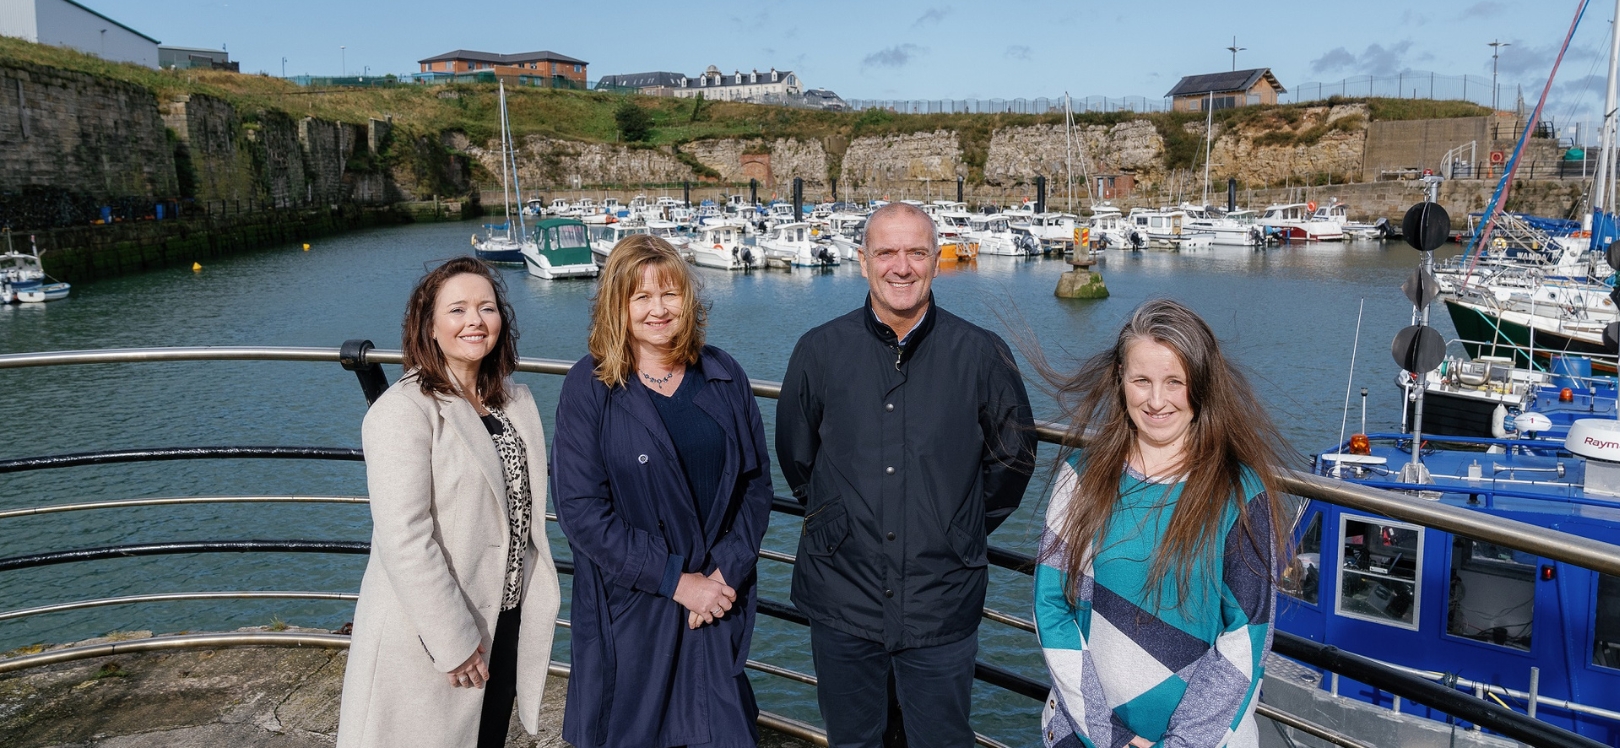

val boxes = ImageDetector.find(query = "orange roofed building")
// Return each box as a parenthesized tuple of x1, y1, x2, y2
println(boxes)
(416, 49, 588, 88)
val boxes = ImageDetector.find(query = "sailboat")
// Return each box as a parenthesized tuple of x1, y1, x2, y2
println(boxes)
(1440, 0, 1618, 369)
(473, 82, 530, 265)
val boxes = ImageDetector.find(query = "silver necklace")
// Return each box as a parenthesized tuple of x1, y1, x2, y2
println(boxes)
(640, 368, 676, 386)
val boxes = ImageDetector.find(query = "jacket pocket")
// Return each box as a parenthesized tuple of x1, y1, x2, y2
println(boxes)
(948, 522, 988, 568)
(803, 500, 849, 557)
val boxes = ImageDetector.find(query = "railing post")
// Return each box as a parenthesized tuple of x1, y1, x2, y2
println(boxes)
(340, 339, 391, 405)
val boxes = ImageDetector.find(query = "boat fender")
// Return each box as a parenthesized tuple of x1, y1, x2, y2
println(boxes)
(471, 235, 477, 246)
(1490, 403, 1509, 439)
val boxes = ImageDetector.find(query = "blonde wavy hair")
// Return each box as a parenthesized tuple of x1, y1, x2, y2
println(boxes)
(588, 234, 707, 388)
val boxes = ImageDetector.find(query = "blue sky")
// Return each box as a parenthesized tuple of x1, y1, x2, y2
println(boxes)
(91, 0, 1610, 120)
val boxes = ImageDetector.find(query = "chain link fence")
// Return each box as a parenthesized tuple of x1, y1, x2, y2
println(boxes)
(844, 96, 1168, 114)
(1284, 72, 1511, 109)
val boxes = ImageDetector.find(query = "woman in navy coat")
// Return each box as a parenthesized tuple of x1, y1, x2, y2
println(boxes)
(553, 234, 774, 748)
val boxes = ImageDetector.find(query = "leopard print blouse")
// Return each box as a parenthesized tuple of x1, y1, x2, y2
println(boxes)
(485, 407, 533, 611)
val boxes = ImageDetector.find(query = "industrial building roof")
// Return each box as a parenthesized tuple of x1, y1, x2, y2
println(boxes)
(1164, 68, 1286, 98)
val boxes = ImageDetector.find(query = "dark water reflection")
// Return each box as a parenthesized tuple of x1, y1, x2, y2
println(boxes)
(0, 221, 1459, 746)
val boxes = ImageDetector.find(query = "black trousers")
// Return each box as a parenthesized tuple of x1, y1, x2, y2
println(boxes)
(477, 606, 522, 748)
(810, 621, 979, 748)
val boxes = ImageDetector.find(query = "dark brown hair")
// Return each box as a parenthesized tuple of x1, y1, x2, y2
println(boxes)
(1039, 298, 1291, 607)
(588, 234, 707, 388)
(401, 256, 519, 407)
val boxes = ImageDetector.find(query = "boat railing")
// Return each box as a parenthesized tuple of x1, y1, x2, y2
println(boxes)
(2, 344, 1616, 748)
(1441, 336, 1620, 374)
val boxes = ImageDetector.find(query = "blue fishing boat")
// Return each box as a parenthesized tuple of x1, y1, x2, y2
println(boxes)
(1286, 427, 1620, 744)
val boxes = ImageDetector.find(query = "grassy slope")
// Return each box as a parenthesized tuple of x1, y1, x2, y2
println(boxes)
(0, 37, 1494, 183)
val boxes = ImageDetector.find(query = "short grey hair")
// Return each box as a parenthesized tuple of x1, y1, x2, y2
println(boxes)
(862, 202, 938, 253)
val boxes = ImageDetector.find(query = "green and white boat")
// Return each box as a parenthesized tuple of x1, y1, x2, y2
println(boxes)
(523, 218, 599, 280)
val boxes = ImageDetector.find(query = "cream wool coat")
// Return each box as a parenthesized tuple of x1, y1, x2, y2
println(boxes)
(337, 375, 561, 748)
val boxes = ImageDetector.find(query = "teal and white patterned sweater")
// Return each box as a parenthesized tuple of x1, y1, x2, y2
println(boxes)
(1035, 453, 1275, 748)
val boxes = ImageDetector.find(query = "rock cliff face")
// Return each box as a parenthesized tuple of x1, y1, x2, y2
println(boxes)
(470, 136, 693, 188)
(161, 94, 259, 203)
(984, 121, 1164, 187)
(1209, 104, 1368, 187)
(841, 130, 963, 186)
(685, 138, 828, 187)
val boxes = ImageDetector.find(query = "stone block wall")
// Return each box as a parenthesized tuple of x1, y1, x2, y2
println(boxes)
(161, 94, 262, 203)
(1239, 178, 1584, 222)
(841, 130, 963, 187)
(246, 111, 310, 209)
(0, 61, 177, 199)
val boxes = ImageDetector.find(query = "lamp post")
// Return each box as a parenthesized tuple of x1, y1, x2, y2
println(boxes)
(281, 57, 287, 77)
(1489, 40, 1510, 110)
(341, 46, 347, 77)
(1225, 36, 1246, 72)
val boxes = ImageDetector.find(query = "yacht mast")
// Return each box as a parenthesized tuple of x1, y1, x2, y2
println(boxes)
(1202, 90, 1214, 208)
(505, 86, 528, 243)
(496, 82, 514, 241)
(1064, 93, 1075, 212)
(1591, 0, 1620, 227)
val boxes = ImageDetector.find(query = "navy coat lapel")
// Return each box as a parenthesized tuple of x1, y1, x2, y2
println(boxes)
(691, 358, 745, 547)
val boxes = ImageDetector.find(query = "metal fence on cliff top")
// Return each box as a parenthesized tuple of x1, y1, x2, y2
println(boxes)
(847, 72, 1525, 116)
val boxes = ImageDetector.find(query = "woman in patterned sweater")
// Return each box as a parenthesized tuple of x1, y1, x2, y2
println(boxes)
(1034, 298, 1290, 748)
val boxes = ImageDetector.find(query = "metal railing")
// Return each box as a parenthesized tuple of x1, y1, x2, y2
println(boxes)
(3, 344, 1619, 748)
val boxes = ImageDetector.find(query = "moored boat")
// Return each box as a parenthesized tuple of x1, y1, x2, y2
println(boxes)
(522, 218, 599, 280)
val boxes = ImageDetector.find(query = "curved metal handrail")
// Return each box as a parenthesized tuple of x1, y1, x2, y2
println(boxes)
(0, 591, 359, 622)
(0, 495, 367, 521)
(0, 344, 1614, 575)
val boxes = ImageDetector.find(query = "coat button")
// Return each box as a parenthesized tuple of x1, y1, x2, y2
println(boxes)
(658, 520, 665, 530)
(885, 403, 894, 412)
(887, 532, 896, 540)
(884, 588, 894, 598)
(885, 466, 895, 475)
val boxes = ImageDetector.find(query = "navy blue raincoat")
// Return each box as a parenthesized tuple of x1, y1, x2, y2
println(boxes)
(552, 346, 774, 748)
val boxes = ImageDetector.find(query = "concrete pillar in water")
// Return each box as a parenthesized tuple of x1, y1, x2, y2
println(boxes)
(1055, 254, 1109, 299)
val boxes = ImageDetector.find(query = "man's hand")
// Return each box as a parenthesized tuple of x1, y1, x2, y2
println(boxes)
(686, 569, 733, 629)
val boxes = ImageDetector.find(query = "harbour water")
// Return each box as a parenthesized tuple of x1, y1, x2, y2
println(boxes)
(0, 221, 1462, 746)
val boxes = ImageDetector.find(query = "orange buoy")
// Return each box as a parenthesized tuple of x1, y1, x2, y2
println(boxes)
(1307, 201, 1318, 213)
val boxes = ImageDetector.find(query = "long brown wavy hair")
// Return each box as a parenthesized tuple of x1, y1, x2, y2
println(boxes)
(588, 234, 707, 388)
(401, 256, 519, 407)
(1041, 298, 1291, 607)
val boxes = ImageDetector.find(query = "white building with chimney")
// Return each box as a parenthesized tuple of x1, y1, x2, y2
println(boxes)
(0, 0, 160, 68)
(671, 66, 800, 102)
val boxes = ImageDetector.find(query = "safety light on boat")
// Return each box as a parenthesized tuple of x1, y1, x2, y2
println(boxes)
(1541, 565, 1556, 581)
(1560, 388, 1575, 402)
(1349, 434, 1371, 455)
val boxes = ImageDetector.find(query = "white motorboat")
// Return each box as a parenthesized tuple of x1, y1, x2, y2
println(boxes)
(1259, 203, 1345, 242)
(688, 221, 760, 270)
(1183, 205, 1268, 247)
(959, 213, 1023, 257)
(1088, 205, 1132, 250)
(1020, 212, 1083, 253)
(0, 251, 69, 303)
(522, 218, 600, 280)
(588, 222, 649, 265)
(1127, 209, 1214, 250)
(646, 220, 693, 260)
(759, 222, 838, 267)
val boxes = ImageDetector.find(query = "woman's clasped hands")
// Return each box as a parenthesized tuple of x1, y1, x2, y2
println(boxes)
(673, 569, 735, 629)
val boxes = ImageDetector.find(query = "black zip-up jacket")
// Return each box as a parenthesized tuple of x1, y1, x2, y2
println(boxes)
(777, 296, 1037, 649)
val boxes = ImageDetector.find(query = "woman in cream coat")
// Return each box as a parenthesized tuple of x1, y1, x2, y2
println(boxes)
(338, 257, 561, 748)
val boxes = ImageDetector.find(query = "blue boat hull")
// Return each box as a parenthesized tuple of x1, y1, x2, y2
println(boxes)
(474, 247, 526, 265)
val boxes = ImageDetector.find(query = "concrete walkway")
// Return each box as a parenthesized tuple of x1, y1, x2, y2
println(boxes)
(0, 627, 816, 747)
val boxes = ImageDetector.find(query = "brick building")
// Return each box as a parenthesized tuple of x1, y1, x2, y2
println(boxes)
(416, 49, 587, 88)
(1166, 68, 1285, 112)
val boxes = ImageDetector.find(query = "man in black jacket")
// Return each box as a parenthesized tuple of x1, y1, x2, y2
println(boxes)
(777, 202, 1037, 747)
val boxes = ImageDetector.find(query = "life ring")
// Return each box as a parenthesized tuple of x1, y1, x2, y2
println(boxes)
(714, 243, 724, 250)
(1307, 201, 1318, 213)
(1492, 237, 1507, 249)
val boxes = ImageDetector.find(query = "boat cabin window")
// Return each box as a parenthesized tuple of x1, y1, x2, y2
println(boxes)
(1446, 537, 1534, 651)
(551, 224, 588, 247)
(1596, 574, 1620, 669)
(1281, 511, 1322, 605)
(1336, 516, 1422, 629)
